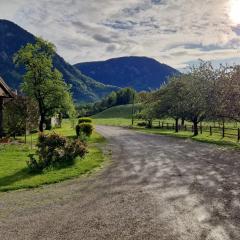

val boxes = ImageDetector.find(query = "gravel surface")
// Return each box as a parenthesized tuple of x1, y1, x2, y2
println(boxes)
(0, 126, 240, 240)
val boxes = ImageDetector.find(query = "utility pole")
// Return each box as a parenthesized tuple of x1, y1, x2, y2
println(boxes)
(131, 92, 135, 125)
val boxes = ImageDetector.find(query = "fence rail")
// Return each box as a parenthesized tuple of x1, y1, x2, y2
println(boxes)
(134, 119, 240, 141)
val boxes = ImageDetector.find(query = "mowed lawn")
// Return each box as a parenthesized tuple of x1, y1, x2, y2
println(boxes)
(93, 104, 240, 149)
(0, 120, 106, 192)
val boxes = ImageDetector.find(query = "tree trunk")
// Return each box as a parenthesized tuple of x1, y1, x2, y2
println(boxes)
(39, 113, 45, 132)
(181, 117, 185, 126)
(0, 98, 3, 138)
(175, 118, 179, 133)
(193, 120, 198, 136)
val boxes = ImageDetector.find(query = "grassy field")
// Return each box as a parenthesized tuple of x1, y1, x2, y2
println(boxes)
(0, 120, 106, 192)
(92, 104, 240, 149)
(92, 104, 140, 126)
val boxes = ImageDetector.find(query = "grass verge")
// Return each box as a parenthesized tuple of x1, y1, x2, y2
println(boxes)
(0, 121, 106, 192)
(134, 127, 240, 149)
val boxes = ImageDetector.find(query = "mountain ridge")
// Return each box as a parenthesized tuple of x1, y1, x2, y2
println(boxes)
(75, 56, 180, 91)
(0, 19, 118, 102)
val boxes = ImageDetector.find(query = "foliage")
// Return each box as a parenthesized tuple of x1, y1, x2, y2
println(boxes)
(77, 123, 94, 137)
(139, 60, 240, 136)
(14, 37, 75, 132)
(78, 117, 92, 124)
(77, 88, 136, 117)
(27, 132, 87, 172)
(3, 96, 39, 137)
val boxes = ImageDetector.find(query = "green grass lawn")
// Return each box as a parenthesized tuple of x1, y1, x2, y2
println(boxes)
(92, 104, 139, 127)
(92, 104, 240, 149)
(0, 120, 106, 192)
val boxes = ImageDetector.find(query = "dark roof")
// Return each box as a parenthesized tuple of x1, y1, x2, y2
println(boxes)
(0, 76, 14, 98)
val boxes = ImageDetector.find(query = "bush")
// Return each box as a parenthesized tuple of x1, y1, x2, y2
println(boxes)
(78, 117, 92, 124)
(26, 133, 87, 172)
(76, 123, 94, 138)
(78, 123, 94, 137)
(137, 122, 147, 127)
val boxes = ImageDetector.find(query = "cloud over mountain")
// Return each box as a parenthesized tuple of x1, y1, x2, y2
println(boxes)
(1, 0, 240, 69)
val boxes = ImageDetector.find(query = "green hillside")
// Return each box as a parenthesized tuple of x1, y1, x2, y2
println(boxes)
(92, 104, 142, 126)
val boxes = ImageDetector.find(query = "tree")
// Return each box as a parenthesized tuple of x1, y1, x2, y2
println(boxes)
(181, 61, 215, 136)
(14, 38, 75, 132)
(4, 96, 39, 138)
(213, 65, 240, 122)
(155, 76, 187, 132)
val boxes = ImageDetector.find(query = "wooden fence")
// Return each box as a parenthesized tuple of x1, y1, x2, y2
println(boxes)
(134, 119, 240, 141)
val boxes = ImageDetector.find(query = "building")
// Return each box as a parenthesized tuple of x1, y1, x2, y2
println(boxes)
(0, 76, 14, 138)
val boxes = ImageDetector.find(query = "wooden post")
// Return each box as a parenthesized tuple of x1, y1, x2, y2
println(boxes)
(159, 121, 160, 128)
(200, 122, 203, 134)
(222, 122, 225, 138)
(0, 98, 3, 138)
(210, 126, 212, 136)
(238, 128, 240, 142)
(162, 122, 164, 128)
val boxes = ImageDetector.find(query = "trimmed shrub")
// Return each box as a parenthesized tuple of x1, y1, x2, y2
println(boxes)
(26, 133, 87, 172)
(78, 117, 92, 124)
(137, 122, 147, 127)
(78, 123, 93, 137)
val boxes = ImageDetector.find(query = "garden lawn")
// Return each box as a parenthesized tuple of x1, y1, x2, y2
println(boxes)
(0, 120, 106, 192)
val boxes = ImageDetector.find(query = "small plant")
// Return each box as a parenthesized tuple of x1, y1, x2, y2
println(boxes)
(78, 123, 94, 137)
(78, 117, 92, 124)
(26, 133, 87, 172)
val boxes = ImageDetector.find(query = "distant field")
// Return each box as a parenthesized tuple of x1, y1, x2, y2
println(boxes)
(92, 104, 141, 126)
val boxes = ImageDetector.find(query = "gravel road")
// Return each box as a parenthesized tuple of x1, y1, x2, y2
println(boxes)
(0, 126, 240, 240)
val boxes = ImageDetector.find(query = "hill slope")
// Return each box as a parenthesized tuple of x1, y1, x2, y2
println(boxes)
(75, 56, 179, 91)
(0, 19, 118, 102)
(93, 104, 141, 119)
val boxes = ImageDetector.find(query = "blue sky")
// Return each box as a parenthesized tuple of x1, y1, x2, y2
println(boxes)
(1, 0, 240, 69)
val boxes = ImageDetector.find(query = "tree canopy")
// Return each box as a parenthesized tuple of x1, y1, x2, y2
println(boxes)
(14, 37, 75, 131)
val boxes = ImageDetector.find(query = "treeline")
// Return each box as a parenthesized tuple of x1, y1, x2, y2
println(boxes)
(76, 88, 135, 117)
(139, 61, 240, 136)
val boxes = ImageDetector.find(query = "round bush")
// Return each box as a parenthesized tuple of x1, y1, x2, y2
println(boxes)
(78, 117, 92, 124)
(79, 123, 93, 137)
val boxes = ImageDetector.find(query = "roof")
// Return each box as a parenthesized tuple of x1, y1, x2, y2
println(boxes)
(0, 76, 14, 98)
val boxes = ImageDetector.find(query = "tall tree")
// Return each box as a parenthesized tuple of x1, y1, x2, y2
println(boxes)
(14, 38, 75, 132)
(182, 61, 215, 136)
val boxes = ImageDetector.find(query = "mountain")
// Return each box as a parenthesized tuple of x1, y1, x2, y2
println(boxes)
(0, 19, 118, 102)
(75, 56, 180, 91)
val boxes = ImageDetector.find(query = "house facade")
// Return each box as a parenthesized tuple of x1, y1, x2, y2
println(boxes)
(0, 77, 14, 138)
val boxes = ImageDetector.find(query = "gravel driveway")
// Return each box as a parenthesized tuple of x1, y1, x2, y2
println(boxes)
(0, 126, 240, 240)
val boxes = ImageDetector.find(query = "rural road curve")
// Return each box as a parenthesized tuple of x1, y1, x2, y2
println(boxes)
(0, 126, 240, 240)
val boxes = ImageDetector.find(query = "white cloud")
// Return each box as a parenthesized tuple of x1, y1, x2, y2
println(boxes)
(0, 0, 240, 69)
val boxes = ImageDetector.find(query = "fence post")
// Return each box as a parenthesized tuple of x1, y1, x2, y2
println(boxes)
(162, 122, 164, 128)
(167, 123, 169, 129)
(159, 121, 161, 128)
(184, 125, 187, 131)
(210, 126, 212, 136)
(238, 128, 240, 141)
(222, 125, 225, 138)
